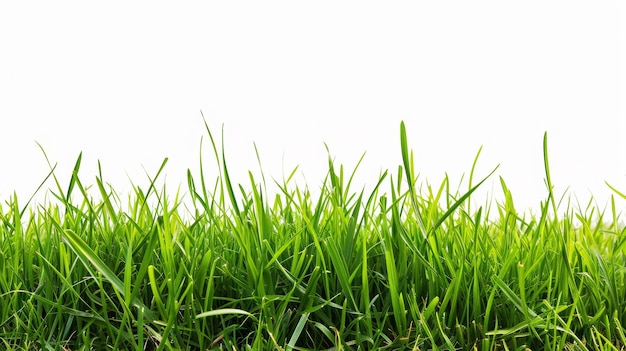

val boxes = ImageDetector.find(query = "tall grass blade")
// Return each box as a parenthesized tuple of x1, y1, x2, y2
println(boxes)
(58, 225, 155, 322)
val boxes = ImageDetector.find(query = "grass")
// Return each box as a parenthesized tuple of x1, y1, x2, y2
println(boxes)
(1, 119, 625, 350)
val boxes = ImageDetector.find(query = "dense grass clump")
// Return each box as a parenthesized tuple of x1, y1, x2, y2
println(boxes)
(1, 121, 625, 350)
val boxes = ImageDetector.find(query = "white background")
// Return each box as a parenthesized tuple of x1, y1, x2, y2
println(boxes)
(1, 2, 625, 216)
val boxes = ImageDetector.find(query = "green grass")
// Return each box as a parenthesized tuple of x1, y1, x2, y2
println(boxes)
(1, 120, 625, 350)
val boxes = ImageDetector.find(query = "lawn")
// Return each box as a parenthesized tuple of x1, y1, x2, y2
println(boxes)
(1, 121, 625, 350)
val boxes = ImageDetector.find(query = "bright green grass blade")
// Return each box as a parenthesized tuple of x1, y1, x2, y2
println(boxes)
(147, 265, 166, 319)
(221, 149, 241, 217)
(58, 225, 155, 322)
(379, 214, 407, 335)
(17, 160, 57, 218)
(325, 236, 358, 312)
(399, 121, 427, 237)
(430, 165, 498, 233)
(466, 145, 483, 213)
(399, 121, 498, 236)
(605, 181, 626, 200)
(66, 151, 82, 203)
(95, 175, 118, 224)
(35, 141, 67, 203)
(285, 312, 310, 350)
(543, 131, 558, 215)
(123, 244, 133, 308)
(140, 157, 169, 208)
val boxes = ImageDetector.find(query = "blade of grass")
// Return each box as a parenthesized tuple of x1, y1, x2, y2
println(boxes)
(58, 224, 155, 322)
